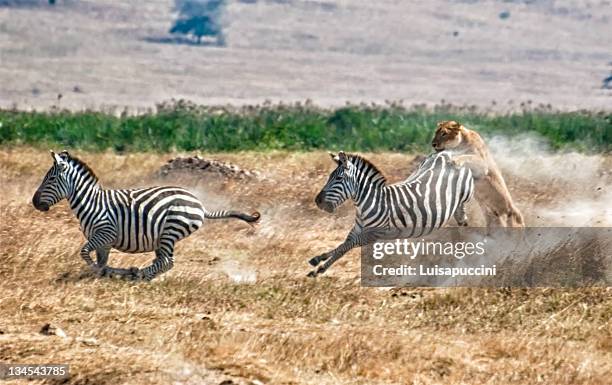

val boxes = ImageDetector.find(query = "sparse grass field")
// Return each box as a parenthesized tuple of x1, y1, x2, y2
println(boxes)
(1, 147, 610, 385)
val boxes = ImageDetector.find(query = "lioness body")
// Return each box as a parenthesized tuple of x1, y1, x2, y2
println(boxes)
(432, 121, 524, 228)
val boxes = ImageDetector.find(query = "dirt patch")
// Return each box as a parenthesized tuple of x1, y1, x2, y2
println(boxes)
(157, 156, 261, 180)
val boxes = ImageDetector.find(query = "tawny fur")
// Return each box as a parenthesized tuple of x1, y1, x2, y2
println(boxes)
(432, 120, 524, 228)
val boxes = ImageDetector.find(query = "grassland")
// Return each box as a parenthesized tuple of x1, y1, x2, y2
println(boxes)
(1, 101, 610, 153)
(1, 147, 610, 385)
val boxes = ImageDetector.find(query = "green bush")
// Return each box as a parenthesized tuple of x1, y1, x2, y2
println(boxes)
(0, 101, 610, 152)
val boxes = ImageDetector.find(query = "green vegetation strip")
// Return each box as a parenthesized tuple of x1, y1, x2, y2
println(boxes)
(1, 102, 610, 152)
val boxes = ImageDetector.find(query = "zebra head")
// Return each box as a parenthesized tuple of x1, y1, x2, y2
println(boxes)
(32, 151, 71, 212)
(315, 151, 356, 213)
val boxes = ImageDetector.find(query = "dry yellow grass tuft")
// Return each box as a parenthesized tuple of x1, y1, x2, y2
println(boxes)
(1, 147, 610, 384)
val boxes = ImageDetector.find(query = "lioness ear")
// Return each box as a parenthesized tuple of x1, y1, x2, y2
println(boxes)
(449, 121, 462, 130)
(338, 151, 349, 169)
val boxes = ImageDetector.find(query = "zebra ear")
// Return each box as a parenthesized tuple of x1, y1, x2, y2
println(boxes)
(51, 150, 62, 164)
(51, 150, 68, 171)
(338, 151, 349, 169)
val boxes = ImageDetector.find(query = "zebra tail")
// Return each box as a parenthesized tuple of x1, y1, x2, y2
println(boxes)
(204, 210, 261, 223)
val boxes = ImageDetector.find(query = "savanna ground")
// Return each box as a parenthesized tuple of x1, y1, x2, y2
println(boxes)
(1, 146, 611, 385)
(1, 0, 611, 383)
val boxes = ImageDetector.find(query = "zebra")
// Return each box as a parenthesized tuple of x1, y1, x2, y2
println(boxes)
(308, 151, 474, 277)
(32, 151, 260, 281)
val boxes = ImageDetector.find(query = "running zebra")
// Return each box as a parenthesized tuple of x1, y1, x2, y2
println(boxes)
(308, 151, 474, 277)
(32, 151, 260, 281)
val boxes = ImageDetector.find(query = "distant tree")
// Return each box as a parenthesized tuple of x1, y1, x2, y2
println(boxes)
(170, 0, 226, 46)
(603, 74, 612, 89)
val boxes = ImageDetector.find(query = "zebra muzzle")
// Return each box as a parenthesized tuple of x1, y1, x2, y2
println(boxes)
(32, 192, 49, 212)
(315, 193, 335, 213)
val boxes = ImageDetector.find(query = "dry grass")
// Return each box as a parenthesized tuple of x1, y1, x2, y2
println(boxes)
(1, 147, 611, 385)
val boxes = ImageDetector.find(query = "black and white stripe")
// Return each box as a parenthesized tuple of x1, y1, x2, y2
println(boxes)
(309, 151, 474, 276)
(32, 151, 260, 281)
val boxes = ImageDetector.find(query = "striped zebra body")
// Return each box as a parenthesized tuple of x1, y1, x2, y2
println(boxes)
(32, 151, 259, 281)
(309, 151, 474, 276)
(86, 186, 206, 253)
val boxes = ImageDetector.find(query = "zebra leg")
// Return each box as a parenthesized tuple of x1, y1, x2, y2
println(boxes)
(95, 246, 111, 268)
(79, 243, 96, 267)
(309, 225, 363, 268)
(95, 264, 140, 279)
(133, 239, 176, 281)
(308, 229, 362, 277)
(307, 240, 356, 277)
(308, 252, 330, 267)
(80, 228, 116, 274)
(93, 246, 111, 277)
(454, 202, 468, 226)
(81, 243, 113, 276)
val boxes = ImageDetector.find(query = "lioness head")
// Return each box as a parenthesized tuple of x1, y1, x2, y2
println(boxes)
(432, 120, 464, 151)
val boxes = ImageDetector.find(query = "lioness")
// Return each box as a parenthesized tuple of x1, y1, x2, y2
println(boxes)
(431, 120, 524, 228)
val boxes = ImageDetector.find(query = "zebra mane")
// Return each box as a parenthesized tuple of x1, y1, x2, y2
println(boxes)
(65, 153, 99, 182)
(347, 153, 388, 184)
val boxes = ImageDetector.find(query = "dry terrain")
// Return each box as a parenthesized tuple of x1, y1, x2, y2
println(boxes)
(0, 146, 610, 384)
(2, 1, 611, 383)
(1, 0, 611, 111)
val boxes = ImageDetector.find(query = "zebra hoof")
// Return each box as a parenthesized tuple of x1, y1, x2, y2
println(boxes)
(307, 270, 317, 278)
(308, 256, 320, 267)
(125, 267, 142, 281)
(91, 265, 105, 277)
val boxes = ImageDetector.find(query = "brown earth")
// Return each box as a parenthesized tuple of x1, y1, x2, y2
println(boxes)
(0, 147, 610, 384)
